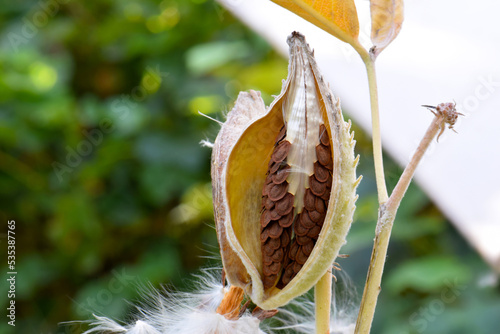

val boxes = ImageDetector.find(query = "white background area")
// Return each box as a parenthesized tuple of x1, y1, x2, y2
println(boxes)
(218, 0, 500, 272)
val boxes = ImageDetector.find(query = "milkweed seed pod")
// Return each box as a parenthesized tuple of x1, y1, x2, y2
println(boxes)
(212, 32, 360, 310)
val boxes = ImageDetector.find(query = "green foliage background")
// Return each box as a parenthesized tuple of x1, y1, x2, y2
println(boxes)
(0, 1, 498, 333)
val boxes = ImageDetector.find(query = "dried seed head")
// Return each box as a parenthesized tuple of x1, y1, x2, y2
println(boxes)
(212, 32, 360, 310)
(423, 102, 464, 141)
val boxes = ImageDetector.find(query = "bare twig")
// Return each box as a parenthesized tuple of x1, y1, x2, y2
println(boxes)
(355, 103, 462, 333)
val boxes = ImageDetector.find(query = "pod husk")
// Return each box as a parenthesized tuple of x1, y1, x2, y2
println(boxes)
(212, 32, 360, 310)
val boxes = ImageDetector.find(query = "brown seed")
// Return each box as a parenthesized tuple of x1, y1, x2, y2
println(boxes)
(292, 261, 303, 274)
(294, 220, 309, 236)
(260, 210, 272, 228)
(263, 275, 277, 289)
(296, 235, 311, 245)
(281, 228, 291, 247)
(309, 176, 326, 196)
(319, 124, 330, 146)
(302, 240, 314, 256)
(265, 236, 281, 250)
(269, 160, 282, 174)
(315, 196, 326, 213)
(275, 126, 286, 143)
(296, 247, 309, 265)
(289, 241, 299, 260)
(307, 225, 322, 239)
(321, 189, 331, 201)
(271, 141, 291, 163)
(263, 261, 281, 276)
(265, 172, 273, 184)
(268, 221, 283, 239)
(316, 144, 332, 167)
(325, 173, 332, 188)
(308, 210, 324, 223)
(268, 182, 288, 201)
(272, 165, 291, 184)
(262, 196, 275, 210)
(275, 192, 294, 216)
(271, 248, 285, 262)
(260, 228, 270, 242)
(300, 210, 316, 229)
(263, 243, 275, 256)
(281, 264, 294, 285)
(269, 208, 281, 220)
(314, 161, 329, 182)
(324, 158, 334, 171)
(279, 211, 294, 228)
(262, 181, 273, 197)
(315, 219, 325, 228)
(303, 188, 316, 211)
(263, 254, 273, 265)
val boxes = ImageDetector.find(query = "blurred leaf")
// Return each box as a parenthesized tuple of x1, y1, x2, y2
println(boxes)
(4, 255, 55, 300)
(168, 182, 213, 224)
(188, 95, 224, 115)
(386, 256, 471, 294)
(129, 244, 182, 282)
(139, 163, 194, 205)
(186, 40, 252, 75)
(390, 185, 446, 240)
(134, 132, 204, 169)
(233, 57, 288, 95)
(48, 191, 102, 250)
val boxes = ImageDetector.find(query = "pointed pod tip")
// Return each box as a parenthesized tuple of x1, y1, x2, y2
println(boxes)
(287, 31, 305, 46)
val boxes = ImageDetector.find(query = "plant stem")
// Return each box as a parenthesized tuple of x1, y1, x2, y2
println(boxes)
(385, 116, 442, 213)
(315, 269, 332, 334)
(363, 55, 389, 204)
(354, 207, 394, 334)
(355, 114, 444, 333)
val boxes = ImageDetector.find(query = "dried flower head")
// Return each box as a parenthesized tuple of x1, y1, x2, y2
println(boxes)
(423, 102, 464, 141)
(212, 32, 360, 310)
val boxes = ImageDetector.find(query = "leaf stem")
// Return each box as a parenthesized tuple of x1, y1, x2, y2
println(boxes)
(315, 269, 332, 334)
(363, 55, 388, 204)
(355, 114, 445, 333)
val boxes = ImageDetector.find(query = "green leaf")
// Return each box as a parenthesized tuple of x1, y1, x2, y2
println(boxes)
(386, 256, 471, 294)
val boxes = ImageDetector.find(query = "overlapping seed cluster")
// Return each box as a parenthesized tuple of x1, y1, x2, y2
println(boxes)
(260, 126, 295, 290)
(280, 124, 333, 287)
(260, 124, 334, 290)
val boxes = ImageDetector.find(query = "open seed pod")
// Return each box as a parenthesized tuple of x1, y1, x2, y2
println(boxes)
(212, 32, 360, 310)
